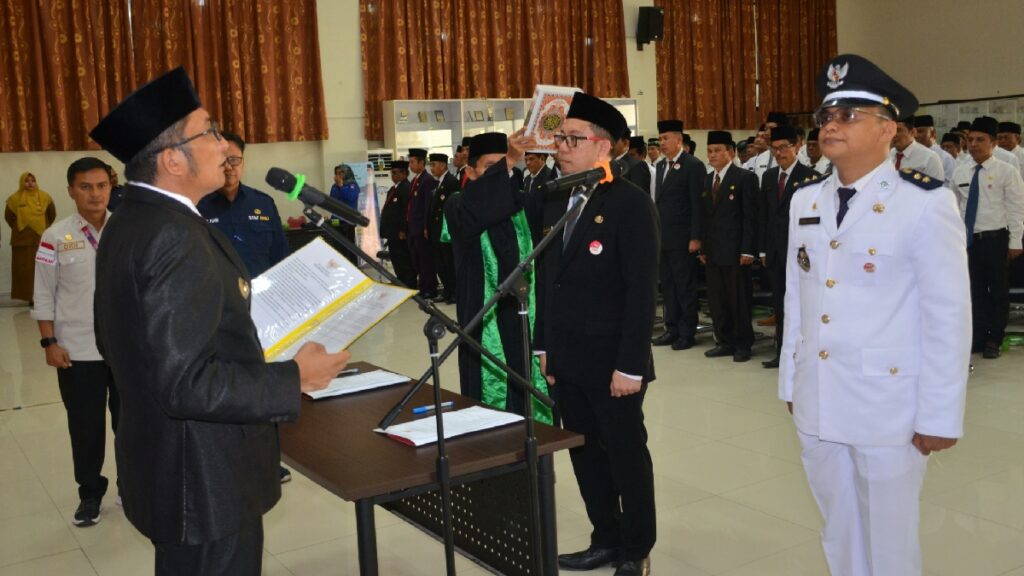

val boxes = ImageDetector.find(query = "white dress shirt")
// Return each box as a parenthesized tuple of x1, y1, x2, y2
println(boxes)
(888, 141, 944, 181)
(952, 155, 1024, 249)
(130, 181, 202, 216)
(930, 143, 960, 186)
(994, 146, 1021, 173)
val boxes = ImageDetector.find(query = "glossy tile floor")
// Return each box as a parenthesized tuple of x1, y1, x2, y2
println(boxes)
(2, 300, 1024, 575)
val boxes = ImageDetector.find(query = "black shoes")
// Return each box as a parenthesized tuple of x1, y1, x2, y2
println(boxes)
(762, 356, 780, 368)
(615, 558, 651, 576)
(671, 337, 696, 350)
(733, 349, 752, 362)
(704, 345, 735, 358)
(73, 498, 101, 527)
(651, 332, 678, 346)
(557, 546, 619, 571)
(983, 345, 1001, 359)
(280, 466, 292, 484)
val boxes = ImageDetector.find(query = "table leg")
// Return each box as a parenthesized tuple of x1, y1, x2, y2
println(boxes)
(355, 499, 378, 576)
(538, 454, 558, 575)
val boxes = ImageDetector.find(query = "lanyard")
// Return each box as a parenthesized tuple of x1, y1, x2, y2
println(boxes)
(81, 225, 99, 251)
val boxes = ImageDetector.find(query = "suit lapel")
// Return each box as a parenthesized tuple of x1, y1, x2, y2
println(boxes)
(205, 222, 250, 279)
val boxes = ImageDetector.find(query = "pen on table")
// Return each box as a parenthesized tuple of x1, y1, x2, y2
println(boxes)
(412, 401, 455, 415)
(337, 368, 360, 377)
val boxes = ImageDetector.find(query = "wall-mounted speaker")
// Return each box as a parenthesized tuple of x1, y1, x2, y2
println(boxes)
(636, 6, 664, 51)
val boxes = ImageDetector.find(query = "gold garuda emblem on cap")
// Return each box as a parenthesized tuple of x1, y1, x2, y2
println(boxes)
(826, 62, 849, 89)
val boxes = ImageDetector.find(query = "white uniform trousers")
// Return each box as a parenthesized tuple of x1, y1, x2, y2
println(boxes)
(798, 431, 928, 576)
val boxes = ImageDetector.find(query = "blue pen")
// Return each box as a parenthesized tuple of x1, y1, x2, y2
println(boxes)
(412, 401, 455, 415)
(337, 368, 360, 377)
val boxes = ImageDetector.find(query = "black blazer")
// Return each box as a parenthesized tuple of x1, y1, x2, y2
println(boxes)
(407, 171, 437, 239)
(379, 179, 410, 239)
(427, 172, 460, 241)
(619, 154, 652, 193)
(534, 178, 660, 386)
(758, 162, 819, 266)
(701, 165, 759, 266)
(94, 185, 299, 544)
(654, 152, 706, 251)
(522, 165, 552, 197)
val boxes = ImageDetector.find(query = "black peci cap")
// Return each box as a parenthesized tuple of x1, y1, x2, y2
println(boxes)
(629, 136, 646, 149)
(566, 92, 629, 141)
(914, 115, 935, 128)
(657, 119, 684, 134)
(407, 148, 428, 159)
(428, 153, 448, 163)
(970, 116, 999, 138)
(706, 130, 734, 147)
(940, 133, 960, 145)
(391, 160, 409, 170)
(770, 125, 797, 142)
(998, 121, 1022, 135)
(467, 132, 508, 164)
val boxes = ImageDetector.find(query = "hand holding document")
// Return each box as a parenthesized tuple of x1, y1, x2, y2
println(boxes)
(251, 237, 416, 360)
(375, 406, 525, 447)
(523, 84, 582, 153)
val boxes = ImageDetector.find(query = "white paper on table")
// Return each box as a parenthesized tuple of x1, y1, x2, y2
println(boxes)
(304, 369, 411, 400)
(374, 406, 525, 447)
(250, 237, 416, 360)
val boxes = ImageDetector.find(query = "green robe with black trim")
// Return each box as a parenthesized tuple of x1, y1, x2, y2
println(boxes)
(442, 162, 552, 423)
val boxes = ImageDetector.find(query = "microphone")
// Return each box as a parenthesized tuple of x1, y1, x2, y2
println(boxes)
(265, 167, 370, 227)
(541, 159, 623, 194)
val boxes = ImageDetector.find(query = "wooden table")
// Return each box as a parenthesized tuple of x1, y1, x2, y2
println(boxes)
(279, 362, 583, 575)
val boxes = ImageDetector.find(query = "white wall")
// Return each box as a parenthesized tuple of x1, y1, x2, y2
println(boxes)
(836, 0, 1024, 104)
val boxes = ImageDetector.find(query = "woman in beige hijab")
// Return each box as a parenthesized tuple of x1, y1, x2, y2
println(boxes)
(5, 172, 56, 302)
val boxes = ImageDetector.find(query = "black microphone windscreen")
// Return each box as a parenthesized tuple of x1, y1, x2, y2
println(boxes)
(265, 167, 296, 191)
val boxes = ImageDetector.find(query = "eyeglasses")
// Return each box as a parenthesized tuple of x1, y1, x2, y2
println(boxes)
(814, 107, 893, 128)
(225, 156, 243, 167)
(770, 143, 794, 154)
(553, 133, 606, 148)
(166, 120, 223, 150)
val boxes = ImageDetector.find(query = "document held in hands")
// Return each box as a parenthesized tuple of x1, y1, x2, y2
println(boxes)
(251, 237, 416, 360)
(523, 84, 582, 153)
(375, 406, 525, 447)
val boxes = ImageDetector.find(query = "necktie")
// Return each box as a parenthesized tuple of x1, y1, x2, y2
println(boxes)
(712, 173, 721, 204)
(836, 187, 856, 228)
(655, 161, 666, 197)
(777, 170, 787, 202)
(563, 189, 585, 250)
(895, 151, 904, 170)
(524, 175, 533, 195)
(965, 164, 983, 247)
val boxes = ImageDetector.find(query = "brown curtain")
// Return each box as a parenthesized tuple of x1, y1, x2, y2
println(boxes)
(129, 0, 328, 143)
(360, 0, 631, 141)
(655, 0, 836, 129)
(0, 0, 136, 152)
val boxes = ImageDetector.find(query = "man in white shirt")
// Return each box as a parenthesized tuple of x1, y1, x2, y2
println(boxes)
(913, 115, 958, 185)
(941, 132, 962, 161)
(782, 54, 970, 576)
(744, 112, 789, 178)
(952, 116, 1024, 359)
(889, 117, 944, 181)
(805, 128, 831, 174)
(997, 121, 1024, 177)
(33, 157, 119, 528)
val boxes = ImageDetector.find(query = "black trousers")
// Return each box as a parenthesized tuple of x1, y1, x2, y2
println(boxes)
(155, 519, 264, 576)
(433, 239, 455, 298)
(705, 262, 754, 350)
(968, 229, 1010, 347)
(57, 360, 119, 501)
(385, 235, 417, 289)
(556, 378, 655, 561)
(409, 235, 437, 295)
(660, 249, 699, 338)
(768, 257, 787, 355)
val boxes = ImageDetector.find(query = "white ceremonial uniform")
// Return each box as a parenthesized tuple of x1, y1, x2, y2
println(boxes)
(779, 162, 970, 576)
(930, 143, 960, 186)
(748, 149, 774, 178)
(31, 212, 109, 360)
(797, 144, 811, 167)
(810, 156, 831, 175)
(994, 146, 1021, 173)
(888, 141, 944, 181)
(952, 156, 1024, 249)
(1008, 145, 1024, 177)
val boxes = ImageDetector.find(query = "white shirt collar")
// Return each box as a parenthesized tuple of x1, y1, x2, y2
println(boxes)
(713, 163, 732, 181)
(129, 181, 201, 216)
(838, 160, 887, 191)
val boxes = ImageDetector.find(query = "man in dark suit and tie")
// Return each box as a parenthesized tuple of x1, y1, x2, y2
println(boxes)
(613, 129, 652, 192)
(758, 124, 820, 368)
(88, 67, 348, 574)
(651, 119, 706, 350)
(380, 160, 417, 289)
(699, 131, 759, 362)
(522, 151, 552, 197)
(407, 148, 439, 298)
(428, 153, 460, 303)
(532, 93, 659, 576)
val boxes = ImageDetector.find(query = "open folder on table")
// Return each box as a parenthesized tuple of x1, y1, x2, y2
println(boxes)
(375, 406, 525, 447)
(250, 237, 416, 360)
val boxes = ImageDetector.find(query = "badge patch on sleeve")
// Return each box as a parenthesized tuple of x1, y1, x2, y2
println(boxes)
(35, 242, 56, 265)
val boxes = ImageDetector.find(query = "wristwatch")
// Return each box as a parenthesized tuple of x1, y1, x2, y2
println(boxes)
(40, 337, 58, 348)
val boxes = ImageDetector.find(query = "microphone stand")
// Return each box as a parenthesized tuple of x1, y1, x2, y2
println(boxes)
(299, 203, 552, 576)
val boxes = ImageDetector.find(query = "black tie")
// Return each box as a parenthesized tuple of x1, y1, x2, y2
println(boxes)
(837, 187, 856, 227)
(563, 188, 585, 251)
(524, 175, 533, 195)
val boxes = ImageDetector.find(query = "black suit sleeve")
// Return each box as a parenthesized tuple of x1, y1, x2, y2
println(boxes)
(740, 170, 758, 256)
(616, 193, 660, 375)
(452, 162, 523, 240)
(757, 169, 774, 256)
(139, 225, 300, 423)
(687, 158, 706, 242)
